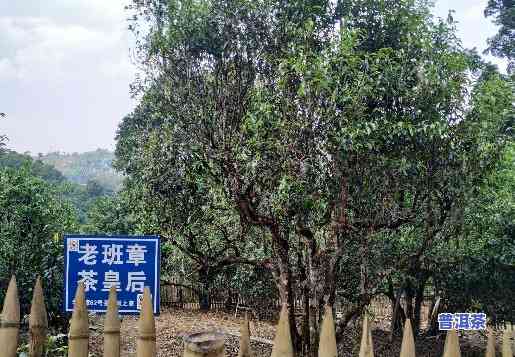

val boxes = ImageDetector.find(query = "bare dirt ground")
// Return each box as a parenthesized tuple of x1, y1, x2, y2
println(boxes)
(87, 308, 511, 357)
(89, 309, 275, 357)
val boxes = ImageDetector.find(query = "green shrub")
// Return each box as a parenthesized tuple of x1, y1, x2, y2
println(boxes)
(0, 167, 78, 325)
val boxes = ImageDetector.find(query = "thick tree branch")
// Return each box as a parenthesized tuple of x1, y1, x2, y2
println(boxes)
(161, 233, 203, 264)
(161, 280, 202, 295)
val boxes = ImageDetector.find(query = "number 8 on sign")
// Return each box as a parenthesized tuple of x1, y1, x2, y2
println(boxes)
(137, 293, 144, 310)
(68, 239, 79, 252)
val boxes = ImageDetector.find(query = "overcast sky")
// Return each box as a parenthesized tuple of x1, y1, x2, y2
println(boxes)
(0, 0, 507, 154)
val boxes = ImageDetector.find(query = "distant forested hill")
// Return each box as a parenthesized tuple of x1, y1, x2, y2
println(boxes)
(0, 150, 66, 183)
(37, 149, 123, 192)
(0, 150, 121, 224)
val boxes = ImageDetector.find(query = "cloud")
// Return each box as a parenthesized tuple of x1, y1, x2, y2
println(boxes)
(0, 0, 508, 153)
(0, 0, 130, 31)
(0, 1, 136, 153)
(0, 58, 17, 80)
(0, 14, 134, 82)
(463, 3, 485, 21)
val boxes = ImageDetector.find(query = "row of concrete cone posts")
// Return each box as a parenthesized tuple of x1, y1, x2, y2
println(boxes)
(0, 275, 513, 357)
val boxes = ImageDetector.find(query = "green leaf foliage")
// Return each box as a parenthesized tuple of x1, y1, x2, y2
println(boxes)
(0, 167, 78, 323)
(484, 0, 515, 72)
(116, 0, 514, 336)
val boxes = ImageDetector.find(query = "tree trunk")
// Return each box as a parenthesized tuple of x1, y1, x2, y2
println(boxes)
(178, 288, 184, 309)
(298, 250, 310, 357)
(270, 225, 300, 354)
(389, 286, 406, 341)
(198, 287, 210, 311)
(307, 253, 322, 357)
(302, 286, 310, 357)
(405, 282, 414, 322)
(274, 263, 299, 350)
(413, 278, 426, 335)
(427, 281, 440, 335)
(198, 267, 211, 311)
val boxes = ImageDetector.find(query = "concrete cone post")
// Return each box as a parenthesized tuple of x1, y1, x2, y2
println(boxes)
(359, 315, 374, 357)
(399, 319, 415, 357)
(68, 283, 89, 357)
(29, 277, 48, 357)
(137, 287, 156, 357)
(367, 318, 374, 357)
(238, 313, 253, 357)
(442, 330, 461, 357)
(485, 329, 495, 357)
(358, 315, 369, 357)
(104, 286, 121, 357)
(318, 306, 337, 357)
(0, 276, 20, 357)
(271, 304, 294, 357)
(443, 328, 449, 356)
(502, 328, 513, 357)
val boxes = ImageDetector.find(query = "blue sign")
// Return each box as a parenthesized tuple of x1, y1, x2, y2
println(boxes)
(438, 313, 487, 330)
(64, 235, 160, 314)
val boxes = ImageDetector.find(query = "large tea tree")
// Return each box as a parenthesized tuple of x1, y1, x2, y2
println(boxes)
(118, 0, 513, 353)
(0, 167, 78, 322)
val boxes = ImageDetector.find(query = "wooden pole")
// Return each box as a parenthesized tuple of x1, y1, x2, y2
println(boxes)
(29, 277, 48, 357)
(270, 304, 294, 357)
(104, 286, 121, 357)
(0, 276, 20, 357)
(237, 313, 253, 357)
(137, 287, 156, 357)
(318, 305, 337, 357)
(399, 319, 415, 357)
(68, 283, 89, 357)
(183, 332, 226, 357)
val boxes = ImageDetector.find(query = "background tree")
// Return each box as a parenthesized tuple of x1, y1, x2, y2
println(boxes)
(38, 149, 124, 192)
(435, 142, 515, 325)
(0, 150, 66, 184)
(84, 189, 139, 235)
(0, 112, 7, 154)
(0, 167, 78, 324)
(484, 0, 515, 72)
(0, 149, 118, 227)
(57, 179, 114, 226)
(381, 69, 514, 335)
